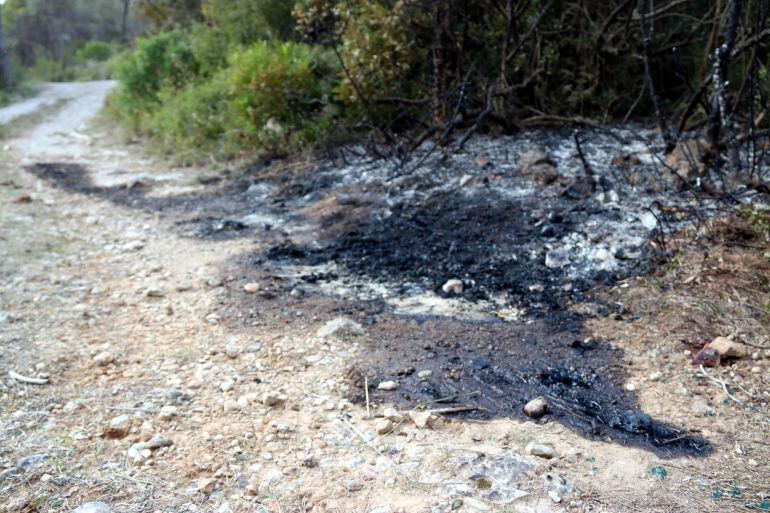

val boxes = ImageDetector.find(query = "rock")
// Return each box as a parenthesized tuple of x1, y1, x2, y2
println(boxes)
(545, 249, 570, 269)
(369, 507, 392, 513)
(543, 473, 573, 503)
(316, 317, 367, 340)
(197, 477, 218, 494)
(691, 398, 709, 416)
(375, 419, 394, 434)
(146, 436, 173, 450)
(526, 441, 557, 459)
(409, 411, 433, 429)
(523, 397, 549, 419)
(417, 370, 433, 380)
(73, 502, 111, 513)
(224, 343, 241, 359)
(243, 283, 261, 293)
(144, 287, 165, 298)
(463, 498, 490, 511)
(382, 407, 404, 423)
(377, 380, 399, 391)
(92, 351, 115, 367)
(13, 194, 33, 204)
(104, 415, 130, 439)
(441, 279, 464, 295)
(648, 371, 662, 381)
(708, 337, 747, 359)
(518, 150, 559, 185)
(127, 443, 149, 464)
(158, 405, 178, 420)
(344, 478, 364, 492)
(220, 379, 234, 392)
(139, 421, 154, 441)
(223, 399, 241, 413)
(17, 454, 47, 469)
(262, 391, 287, 408)
(595, 248, 611, 261)
(258, 469, 283, 494)
(63, 401, 81, 413)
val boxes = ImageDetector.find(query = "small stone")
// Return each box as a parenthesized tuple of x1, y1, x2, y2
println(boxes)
(40, 473, 52, 483)
(224, 343, 240, 359)
(648, 371, 662, 381)
(526, 441, 557, 459)
(158, 405, 178, 420)
(127, 443, 149, 464)
(344, 479, 364, 491)
(691, 399, 709, 416)
(624, 383, 637, 392)
(595, 248, 611, 261)
(146, 436, 173, 450)
(243, 283, 261, 293)
(369, 507, 392, 513)
(417, 370, 433, 380)
(441, 279, 464, 295)
(316, 317, 367, 340)
(382, 407, 404, 423)
(545, 249, 569, 269)
(197, 477, 218, 494)
(93, 351, 115, 367)
(262, 391, 287, 408)
(409, 411, 432, 429)
(375, 419, 394, 434)
(63, 401, 81, 413)
(220, 379, 234, 392)
(523, 397, 549, 419)
(104, 415, 130, 439)
(73, 502, 111, 513)
(377, 381, 399, 391)
(223, 399, 241, 413)
(144, 288, 165, 298)
(708, 337, 747, 358)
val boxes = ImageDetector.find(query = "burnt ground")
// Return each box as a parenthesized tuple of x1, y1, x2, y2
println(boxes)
(26, 124, 753, 459)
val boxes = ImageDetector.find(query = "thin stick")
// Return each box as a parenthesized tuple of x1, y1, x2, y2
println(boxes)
(364, 376, 370, 419)
(8, 370, 48, 385)
(428, 406, 483, 415)
(699, 364, 742, 403)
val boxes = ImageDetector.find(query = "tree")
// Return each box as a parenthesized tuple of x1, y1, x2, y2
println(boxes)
(0, 2, 12, 90)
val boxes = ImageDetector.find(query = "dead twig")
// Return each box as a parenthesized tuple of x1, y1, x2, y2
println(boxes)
(8, 370, 49, 385)
(699, 364, 742, 403)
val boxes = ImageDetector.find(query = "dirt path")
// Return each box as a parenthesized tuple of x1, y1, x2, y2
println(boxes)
(0, 82, 768, 513)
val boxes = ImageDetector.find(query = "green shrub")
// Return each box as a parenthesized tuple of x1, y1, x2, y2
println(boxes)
(226, 41, 337, 152)
(76, 41, 114, 62)
(110, 30, 200, 129)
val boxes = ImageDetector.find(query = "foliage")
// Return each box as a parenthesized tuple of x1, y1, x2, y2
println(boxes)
(202, 0, 296, 43)
(76, 41, 114, 62)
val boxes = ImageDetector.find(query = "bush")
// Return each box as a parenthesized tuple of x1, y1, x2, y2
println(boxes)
(111, 30, 199, 127)
(227, 41, 335, 149)
(76, 41, 114, 62)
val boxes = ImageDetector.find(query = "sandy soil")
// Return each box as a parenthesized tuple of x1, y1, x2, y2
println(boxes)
(0, 82, 768, 513)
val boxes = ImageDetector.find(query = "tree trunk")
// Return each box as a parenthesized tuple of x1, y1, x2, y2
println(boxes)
(0, 6, 13, 90)
(432, 0, 447, 131)
(121, 0, 131, 44)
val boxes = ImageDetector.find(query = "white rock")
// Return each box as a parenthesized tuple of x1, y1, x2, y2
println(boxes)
(441, 279, 464, 294)
(105, 415, 130, 439)
(545, 249, 569, 269)
(377, 381, 399, 391)
(382, 407, 404, 423)
(93, 351, 115, 367)
(408, 411, 432, 429)
(263, 391, 287, 408)
(197, 477, 217, 494)
(316, 317, 367, 340)
(375, 419, 394, 434)
(223, 399, 241, 413)
(158, 405, 178, 420)
(73, 502, 111, 513)
(369, 507, 392, 513)
(224, 343, 241, 359)
(417, 370, 433, 380)
(243, 283, 261, 293)
(344, 478, 364, 491)
(595, 248, 611, 261)
(526, 441, 557, 459)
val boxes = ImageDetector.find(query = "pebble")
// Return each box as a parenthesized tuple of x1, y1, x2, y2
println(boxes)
(263, 391, 287, 408)
(223, 399, 241, 413)
(224, 343, 241, 359)
(197, 477, 218, 494)
(409, 411, 432, 429)
(344, 479, 364, 491)
(624, 383, 637, 392)
(417, 370, 433, 380)
(144, 287, 165, 298)
(104, 415, 131, 439)
(73, 502, 111, 513)
(441, 279, 464, 295)
(523, 397, 549, 419)
(382, 407, 404, 423)
(375, 419, 394, 434)
(595, 248, 611, 261)
(377, 381, 399, 391)
(545, 249, 569, 269)
(648, 371, 662, 381)
(526, 441, 557, 459)
(243, 283, 261, 293)
(369, 507, 392, 513)
(127, 443, 149, 464)
(316, 317, 367, 340)
(158, 405, 178, 420)
(93, 351, 115, 367)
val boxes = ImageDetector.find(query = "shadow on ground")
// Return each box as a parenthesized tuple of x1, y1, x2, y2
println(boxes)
(28, 161, 711, 458)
